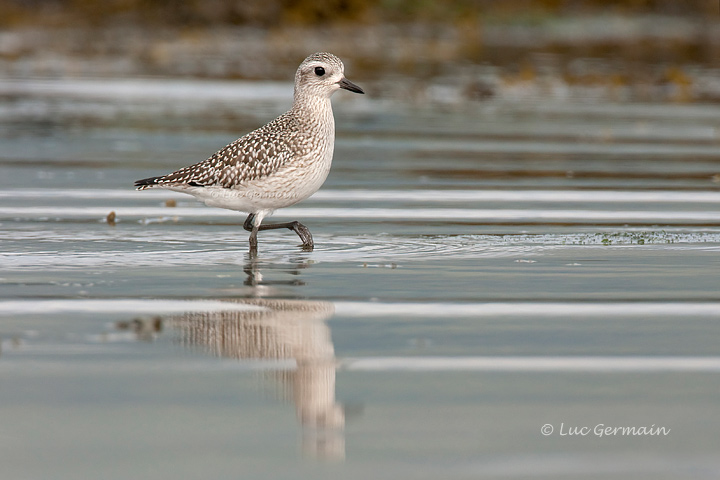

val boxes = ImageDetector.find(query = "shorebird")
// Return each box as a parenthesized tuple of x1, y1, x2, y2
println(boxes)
(135, 52, 364, 252)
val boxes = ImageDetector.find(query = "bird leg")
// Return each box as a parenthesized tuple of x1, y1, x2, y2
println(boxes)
(243, 213, 314, 251)
(243, 214, 259, 253)
(259, 221, 313, 251)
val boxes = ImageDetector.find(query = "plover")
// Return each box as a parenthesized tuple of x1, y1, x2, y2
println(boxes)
(135, 52, 364, 251)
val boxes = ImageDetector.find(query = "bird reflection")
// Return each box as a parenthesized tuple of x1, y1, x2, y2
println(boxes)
(120, 293, 345, 459)
(242, 253, 309, 287)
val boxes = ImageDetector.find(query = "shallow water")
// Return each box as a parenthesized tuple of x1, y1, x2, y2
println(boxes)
(1, 78, 720, 479)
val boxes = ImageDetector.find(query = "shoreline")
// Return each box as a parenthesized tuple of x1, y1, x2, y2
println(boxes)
(1, 15, 720, 104)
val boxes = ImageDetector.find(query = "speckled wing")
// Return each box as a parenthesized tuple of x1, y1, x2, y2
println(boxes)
(135, 113, 298, 190)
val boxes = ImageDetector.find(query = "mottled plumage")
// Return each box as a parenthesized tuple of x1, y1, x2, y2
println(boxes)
(136, 113, 299, 189)
(135, 52, 364, 251)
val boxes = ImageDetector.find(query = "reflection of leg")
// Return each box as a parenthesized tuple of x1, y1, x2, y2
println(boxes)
(242, 213, 314, 251)
(243, 250, 260, 285)
(296, 361, 345, 460)
(295, 362, 344, 430)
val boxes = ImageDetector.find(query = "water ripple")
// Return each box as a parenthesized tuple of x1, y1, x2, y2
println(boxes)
(1, 231, 717, 270)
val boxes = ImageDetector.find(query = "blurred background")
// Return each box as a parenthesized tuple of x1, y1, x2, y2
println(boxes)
(1, 0, 719, 104)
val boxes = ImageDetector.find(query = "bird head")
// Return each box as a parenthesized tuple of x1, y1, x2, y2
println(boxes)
(294, 52, 364, 100)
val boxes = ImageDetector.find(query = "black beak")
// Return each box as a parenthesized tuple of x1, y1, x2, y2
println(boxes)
(338, 77, 364, 94)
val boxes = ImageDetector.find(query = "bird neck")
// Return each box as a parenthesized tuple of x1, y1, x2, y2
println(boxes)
(293, 89, 332, 109)
(292, 94, 334, 131)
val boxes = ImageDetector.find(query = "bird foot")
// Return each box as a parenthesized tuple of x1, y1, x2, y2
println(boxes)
(291, 222, 314, 251)
(244, 215, 313, 251)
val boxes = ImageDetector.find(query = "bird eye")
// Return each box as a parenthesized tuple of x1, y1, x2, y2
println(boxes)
(314, 66, 325, 76)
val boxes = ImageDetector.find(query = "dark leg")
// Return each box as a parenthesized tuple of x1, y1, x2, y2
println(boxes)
(242, 213, 314, 251)
(243, 213, 259, 253)
(258, 221, 314, 250)
(243, 213, 256, 232)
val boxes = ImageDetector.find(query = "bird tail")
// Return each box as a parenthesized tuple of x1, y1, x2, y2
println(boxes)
(134, 176, 163, 190)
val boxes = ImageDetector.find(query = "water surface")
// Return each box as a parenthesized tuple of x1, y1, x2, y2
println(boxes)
(1, 78, 720, 479)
